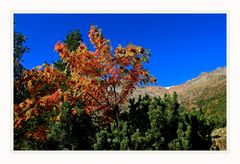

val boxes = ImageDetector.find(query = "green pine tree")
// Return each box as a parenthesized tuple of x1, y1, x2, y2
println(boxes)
(14, 31, 30, 62)
(53, 29, 83, 72)
(14, 30, 30, 104)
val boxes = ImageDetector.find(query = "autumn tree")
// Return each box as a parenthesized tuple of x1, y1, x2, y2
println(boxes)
(14, 25, 156, 143)
(54, 25, 156, 126)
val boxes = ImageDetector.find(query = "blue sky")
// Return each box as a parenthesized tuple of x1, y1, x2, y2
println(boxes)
(14, 14, 226, 87)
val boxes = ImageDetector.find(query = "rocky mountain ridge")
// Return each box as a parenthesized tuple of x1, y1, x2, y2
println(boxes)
(132, 67, 226, 114)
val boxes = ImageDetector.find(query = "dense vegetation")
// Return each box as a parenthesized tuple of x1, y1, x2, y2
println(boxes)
(14, 26, 226, 150)
(14, 92, 224, 150)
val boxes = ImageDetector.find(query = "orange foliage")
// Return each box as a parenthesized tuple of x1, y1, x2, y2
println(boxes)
(14, 26, 156, 139)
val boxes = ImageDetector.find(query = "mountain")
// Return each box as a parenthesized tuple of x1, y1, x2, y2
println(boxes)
(131, 67, 226, 115)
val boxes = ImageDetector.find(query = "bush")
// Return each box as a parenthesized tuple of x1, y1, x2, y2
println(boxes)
(94, 93, 215, 150)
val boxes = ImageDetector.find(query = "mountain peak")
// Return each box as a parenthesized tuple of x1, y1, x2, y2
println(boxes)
(131, 66, 226, 114)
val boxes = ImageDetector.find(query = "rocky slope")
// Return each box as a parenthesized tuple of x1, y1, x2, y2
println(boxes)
(131, 67, 226, 115)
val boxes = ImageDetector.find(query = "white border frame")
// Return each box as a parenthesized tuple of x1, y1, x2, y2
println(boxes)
(1, 1, 239, 164)
(11, 11, 229, 154)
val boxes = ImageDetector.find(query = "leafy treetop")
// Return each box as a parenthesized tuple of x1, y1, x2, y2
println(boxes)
(14, 25, 156, 130)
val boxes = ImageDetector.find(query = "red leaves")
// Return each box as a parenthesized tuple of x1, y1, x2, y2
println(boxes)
(14, 118, 23, 128)
(45, 67, 50, 72)
(129, 47, 136, 53)
(54, 42, 64, 52)
(76, 83, 81, 89)
(14, 25, 156, 139)
(114, 46, 124, 54)
(90, 79, 95, 84)
(78, 43, 86, 50)
(71, 108, 77, 116)
(54, 42, 65, 52)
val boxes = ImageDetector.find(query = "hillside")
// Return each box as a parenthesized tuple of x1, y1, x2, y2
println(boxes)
(131, 67, 226, 115)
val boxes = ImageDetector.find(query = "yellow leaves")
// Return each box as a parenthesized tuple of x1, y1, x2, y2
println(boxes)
(25, 108, 34, 121)
(138, 47, 145, 54)
(141, 70, 149, 77)
(55, 112, 62, 121)
(14, 98, 36, 128)
(25, 98, 33, 105)
(16, 99, 33, 113)
(18, 102, 25, 109)
(150, 76, 157, 83)
(27, 80, 33, 90)
(125, 44, 137, 57)
(114, 45, 124, 55)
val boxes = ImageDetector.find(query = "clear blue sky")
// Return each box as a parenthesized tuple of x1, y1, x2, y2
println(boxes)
(14, 14, 226, 87)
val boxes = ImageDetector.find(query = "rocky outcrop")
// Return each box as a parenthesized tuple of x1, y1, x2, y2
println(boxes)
(211, 127, 227, 150)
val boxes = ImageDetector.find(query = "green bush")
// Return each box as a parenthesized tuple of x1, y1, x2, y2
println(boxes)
(94, 93, 215, 150)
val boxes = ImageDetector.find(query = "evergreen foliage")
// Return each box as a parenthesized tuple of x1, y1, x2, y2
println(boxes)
(53, 29, 83, 72)
(14, 30, 30, 104)
(94, 93, 215, 150)
(47, 102, 96, 150)
(14, 31, 29, 62)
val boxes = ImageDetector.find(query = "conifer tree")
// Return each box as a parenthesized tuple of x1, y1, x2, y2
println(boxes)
(14, 30, 30, 104)
(53, 29, 83, 72)
(14, 31, 29, 62)
(94, 93, 214, 150)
